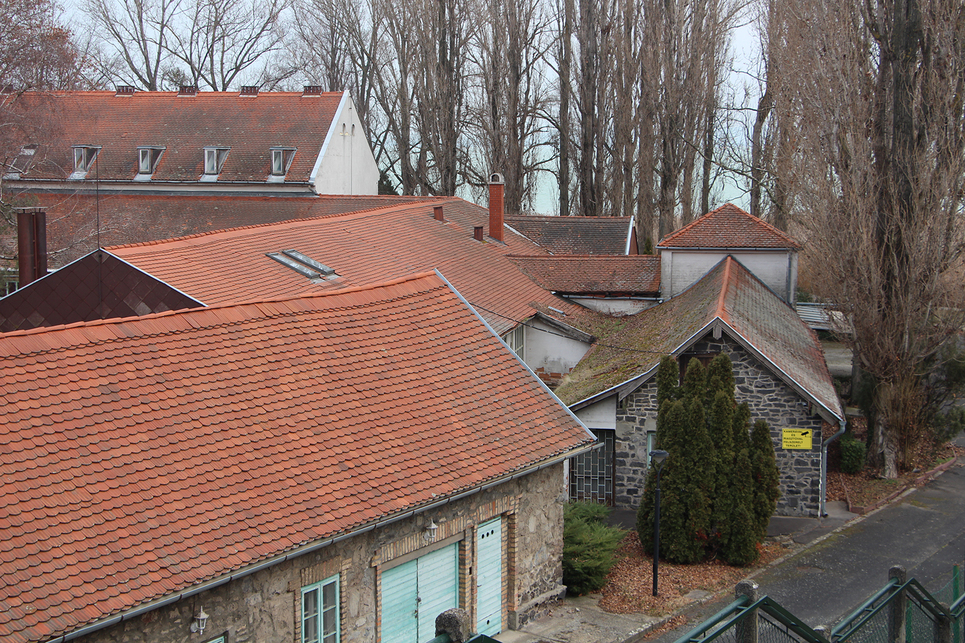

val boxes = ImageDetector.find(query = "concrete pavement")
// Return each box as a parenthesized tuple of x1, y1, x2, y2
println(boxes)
(496, 449, 965, 643)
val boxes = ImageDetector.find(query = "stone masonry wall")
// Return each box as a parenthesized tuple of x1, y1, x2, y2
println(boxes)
(74, 464, 567, 643)
(613, 334, 827, 517)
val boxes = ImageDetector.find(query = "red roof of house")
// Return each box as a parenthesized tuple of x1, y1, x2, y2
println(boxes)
(657, 203, 801, 249)
(508, 255, 661, 294)
(555, 256, 841, 423)
(107, 197, 596, 336)
(3, 193, 441, 265)
(6, 90, 344, 183)
(506, 216, 636, 255)
(0, 272, 594, 643)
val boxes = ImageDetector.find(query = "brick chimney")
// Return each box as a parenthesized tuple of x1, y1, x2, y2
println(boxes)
(17, 209, 47, 286)
(434, 205, 444, 221)
(488, 172, 505, 243)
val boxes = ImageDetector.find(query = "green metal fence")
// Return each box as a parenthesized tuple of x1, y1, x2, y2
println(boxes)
(676, 565, 965, 643)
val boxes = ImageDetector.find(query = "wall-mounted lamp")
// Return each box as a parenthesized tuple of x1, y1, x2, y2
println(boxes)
(189, 607, 209, 635)
(424, 520, 438, 543)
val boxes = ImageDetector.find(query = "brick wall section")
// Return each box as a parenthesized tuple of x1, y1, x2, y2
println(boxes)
(613, 334, 827, 517)
(73, 464, 567, 643)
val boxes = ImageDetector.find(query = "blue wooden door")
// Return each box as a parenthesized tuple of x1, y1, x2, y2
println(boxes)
(381, 543, 458, 643)
(475, 518, 502, 636)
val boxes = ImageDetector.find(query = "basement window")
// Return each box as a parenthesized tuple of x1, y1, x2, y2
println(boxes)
(203, 147, 229, 176)
(70, 145, 100, 179)
(137, 147, 165, 177)
(270, 147, 296, 178)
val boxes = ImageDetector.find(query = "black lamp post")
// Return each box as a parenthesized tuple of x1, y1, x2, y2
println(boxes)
(649, 449, 669, 597)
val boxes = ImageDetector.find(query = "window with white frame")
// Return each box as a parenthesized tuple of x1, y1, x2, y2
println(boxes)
(271, 148, 296, 176)
(138, 147, 164, 174)
(204, 147, 229, 175)
(502, 324, 524, 359)
(302, 575, 339, 643)
(72, 146, 99, 173)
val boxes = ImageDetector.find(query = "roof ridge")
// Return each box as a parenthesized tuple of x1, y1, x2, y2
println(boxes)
(657, 203, 800, 248)
(0, 271, 441, 352)
(716, 256, 734, 324)
(107, 198, 463, 252)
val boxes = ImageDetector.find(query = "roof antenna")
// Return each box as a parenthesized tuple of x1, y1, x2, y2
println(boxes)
(95, 154, 103, 318)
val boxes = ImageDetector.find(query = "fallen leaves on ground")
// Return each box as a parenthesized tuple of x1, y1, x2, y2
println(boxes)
(599, 532, 789, 615)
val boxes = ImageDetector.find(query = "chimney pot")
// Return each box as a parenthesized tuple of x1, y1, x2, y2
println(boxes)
(473, 226, 484, 242)
(434, 205, 444, 221)
(17, 209, 47, 286)
(488, 172, 505, 243)
(303, 85, 323, 96)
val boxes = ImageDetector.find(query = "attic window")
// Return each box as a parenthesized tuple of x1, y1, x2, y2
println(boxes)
(70, 146, 100, 178)
(6, 144, 37, 176)
(266, 250, 337, 280)
(270, 148, 296, 177)
(203, 147, 229, 175)
(137, 147, 164, 175)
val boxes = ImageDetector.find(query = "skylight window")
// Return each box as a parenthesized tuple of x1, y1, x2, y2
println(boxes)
(266, 250, 337, 281)
(137, 147, 164, 175)
(270, 148, 296, 177)
(203, 147, 229, 175)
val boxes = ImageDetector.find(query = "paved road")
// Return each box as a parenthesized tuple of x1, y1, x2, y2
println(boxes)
(649, 461, 965, 643)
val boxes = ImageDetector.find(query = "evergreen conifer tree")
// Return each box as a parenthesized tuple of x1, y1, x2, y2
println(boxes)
(750, 419, 781, 541)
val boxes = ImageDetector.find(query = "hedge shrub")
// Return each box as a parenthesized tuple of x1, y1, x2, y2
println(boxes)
(840, 433, 866, 474)
(562, 502, 625, 596)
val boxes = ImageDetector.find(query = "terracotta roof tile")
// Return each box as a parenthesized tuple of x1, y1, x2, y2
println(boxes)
(555, 257, 841, 422)
(657, 203, 801, 249)
(7, 91, 343, 184)
(506, 216, 635, 255)
(107, 198, 599, 336)
(509, 255, 660, 294)
(0, 272, 593, 643)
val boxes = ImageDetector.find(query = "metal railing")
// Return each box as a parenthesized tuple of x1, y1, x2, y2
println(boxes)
(676, 566, 965, 643)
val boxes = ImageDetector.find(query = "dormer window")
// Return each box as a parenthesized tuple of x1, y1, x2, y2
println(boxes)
(70, 146, 100, 179)
(270, 148, 295, 178)
(137, 147, 164, 175)
(204, 147, 229, 175)
(4, 144, 37, 178)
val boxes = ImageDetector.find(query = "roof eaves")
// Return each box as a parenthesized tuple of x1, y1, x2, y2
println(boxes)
(532, 311, 595, 344)
(433, 268, 598, 444)
(712, 318, 844, 424)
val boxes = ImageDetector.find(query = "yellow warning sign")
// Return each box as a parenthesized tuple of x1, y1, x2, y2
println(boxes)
(782, 429, 812, 450)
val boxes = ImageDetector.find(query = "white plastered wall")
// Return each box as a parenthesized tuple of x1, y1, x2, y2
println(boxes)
(311, 94, 380, 195)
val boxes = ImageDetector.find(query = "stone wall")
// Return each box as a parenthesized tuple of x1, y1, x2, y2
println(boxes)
(613, 334, 827, 517)
(74, 464, 567, 643)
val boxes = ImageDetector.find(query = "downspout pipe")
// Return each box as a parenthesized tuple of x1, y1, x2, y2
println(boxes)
(820, 418, 847, 517)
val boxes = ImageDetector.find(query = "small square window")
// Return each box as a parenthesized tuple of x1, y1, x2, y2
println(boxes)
(204, 147, 229, 175)
(302, 575, 339, 643)
(138, 147, 164, 175)
(271, 148, 295, 177)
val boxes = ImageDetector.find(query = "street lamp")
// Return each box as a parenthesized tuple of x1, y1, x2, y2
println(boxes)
(649, 449, 669, 597)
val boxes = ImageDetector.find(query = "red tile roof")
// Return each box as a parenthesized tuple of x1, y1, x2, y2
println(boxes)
(107, 197, 597, 336)
(6, 90, 344, 183)
(554, 257, 841, 423)
(4, 193, 440, 265)
(508, 255, 661, 294)
(0, 272, 594, 643)
(657, 203, 801, 249)
(506, 216, 636, 255)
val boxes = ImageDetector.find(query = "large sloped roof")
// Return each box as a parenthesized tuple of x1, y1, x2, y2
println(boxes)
(554, 256, 842, 423)
(506, 216, 635, 255)
(508, 255, 661, 294)
(0, 193, 443, 266)
(107, 197, 598, 336)
(0, 272, 594, 643)
(658, 203, 801, 249)
(5, 90, 345, 184)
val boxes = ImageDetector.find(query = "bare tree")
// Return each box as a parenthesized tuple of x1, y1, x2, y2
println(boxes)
(464, 0, 553, 212)
(781, 0, 965, 476)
